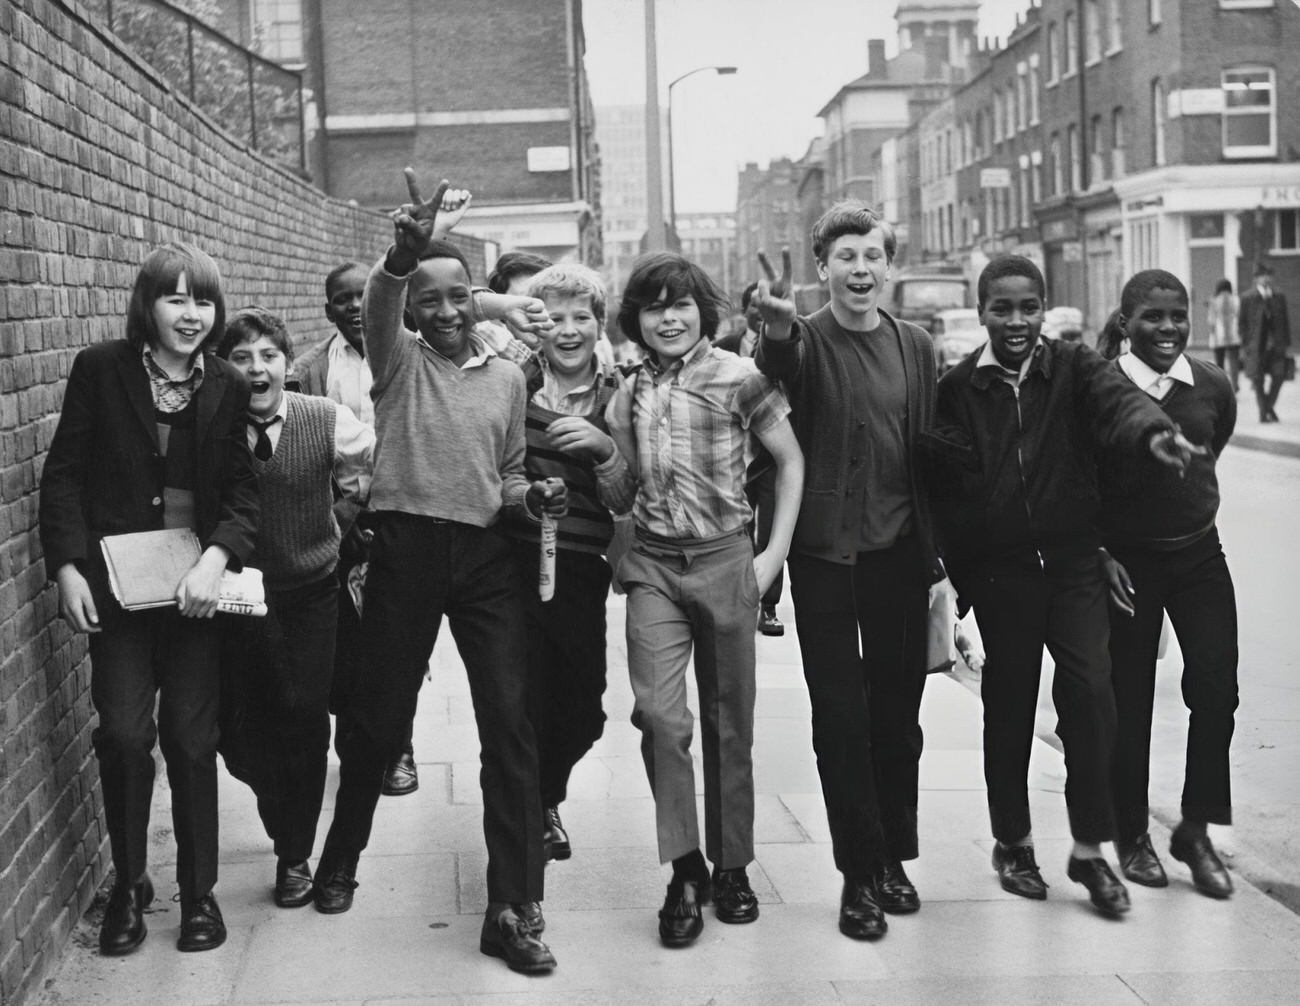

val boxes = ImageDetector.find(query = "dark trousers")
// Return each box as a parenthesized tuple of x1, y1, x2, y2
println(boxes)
(322, 513, 544, 903)
(220, 574, 337, 863)
(515, 542, 611, 807)
(787, 537, 928, 877)
(745, 468, 783, 607)
(1254, 350, 1287, 418)
(1108, 530, 1238, 840)
(89, 606, 221, 909)
(969, 547, 1118, 845)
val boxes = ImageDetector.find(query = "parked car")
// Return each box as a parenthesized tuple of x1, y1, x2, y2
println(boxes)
(1042, 306, 1084, 343)
(931, 308, 985, 373)
(886, 269, 971, 332)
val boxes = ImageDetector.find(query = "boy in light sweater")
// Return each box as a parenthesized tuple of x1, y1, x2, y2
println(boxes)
(313, 169, 567, 976)
(215, 307, 374, 910)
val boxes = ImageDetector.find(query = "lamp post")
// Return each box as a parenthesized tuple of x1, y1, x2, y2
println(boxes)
(667, 65, 737, 249)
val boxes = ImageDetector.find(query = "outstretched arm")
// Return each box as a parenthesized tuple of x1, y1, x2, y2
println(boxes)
(751, 417, 804, 596)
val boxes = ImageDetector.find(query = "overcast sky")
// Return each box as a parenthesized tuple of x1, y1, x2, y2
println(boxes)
(582, 0, 1032, 212)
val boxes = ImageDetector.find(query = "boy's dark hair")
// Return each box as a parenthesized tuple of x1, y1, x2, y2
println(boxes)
(741, 281, 759, 313)
(325, 261, 364, 300)
(616, 252, 729, 348)
(418, 238, 472, 277)
(487, 251, 553, 294)
(810, 200, 897, 263)
(126, 242, 226, 354)
(977, 255, 1046, 307)
(217, 306, 294, 363)
(1119, 269, 1188, 320)
(1214, 278, 1233, 297)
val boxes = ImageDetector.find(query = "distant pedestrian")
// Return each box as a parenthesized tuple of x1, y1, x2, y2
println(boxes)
(1206, 278, 1240, 392)
(39, 242, 259, 955)
(1098, 269, 1239, 901)
(1239, 262, 1291, 423)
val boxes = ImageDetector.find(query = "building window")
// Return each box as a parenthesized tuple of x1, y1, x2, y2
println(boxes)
(975, 111, 986, 158)
(1007, 86, 1018, 136)
(1090, 114, 1105, 185)
(1219, 1, 1273, 8)
(1031, 152, 1043, 204)
(1112, 107, 1126, 178)
(1107, 0, 1123, 53)
(1068, 123, 1081, 191)
(1152, 78, 1166, 166)
(1064, 11, 1078, 76)
(1222, 66, 1276, 158)
(1046, 23, 1059, 83)
(1050, 133, 1063, 195)
(993, 91, 1004, 143)
(1019, 168, 1031, 227)
(1149, 0, 1161, 25)
(252, 0, 303, 62)
(1276, 210, 1299, 252)
(1016, 65, 1028, 132)
(1085, 0, 1102, 65)
(1029, 59, 1041, 124)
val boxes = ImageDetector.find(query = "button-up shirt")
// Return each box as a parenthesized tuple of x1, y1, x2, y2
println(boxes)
(143, 346, 204, 413)
(612, 338, 790, 539)
(243, 392, 375, 503)
(324, 335, 374, 426)
(1118, 351, 1194, 400)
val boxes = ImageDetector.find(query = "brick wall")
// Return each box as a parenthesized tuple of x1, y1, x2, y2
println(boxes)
(0, 3, 482, 1003)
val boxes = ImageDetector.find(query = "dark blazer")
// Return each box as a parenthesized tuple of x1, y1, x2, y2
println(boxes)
(292, 332, 335, 398)
(39, 339, 260, 609)
(1238, 288, 1291, 377)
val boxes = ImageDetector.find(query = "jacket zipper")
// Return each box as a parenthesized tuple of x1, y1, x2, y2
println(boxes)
(1011, 382, 1043, 568)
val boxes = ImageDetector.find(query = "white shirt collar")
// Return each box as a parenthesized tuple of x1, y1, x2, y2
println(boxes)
(1119, 351, 1194, 395)
(975, 339, 1038, 383)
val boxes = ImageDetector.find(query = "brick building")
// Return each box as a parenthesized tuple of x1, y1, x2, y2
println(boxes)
(206, 0, 602, 266)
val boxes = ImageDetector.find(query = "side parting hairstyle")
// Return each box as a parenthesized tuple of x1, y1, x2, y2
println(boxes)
(126, 242, 226, 355)
(616, 252, 729, 348)
(810, 200, 898, 264)
(216, 305, 294, 363)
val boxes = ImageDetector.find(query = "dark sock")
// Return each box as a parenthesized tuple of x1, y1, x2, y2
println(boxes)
(671, 849, 709, 887)
(1174, 820, 1208, 841)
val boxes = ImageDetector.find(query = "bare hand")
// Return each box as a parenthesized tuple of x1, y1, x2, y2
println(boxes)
(1148, 429, 1207, 477)
(390, 168, 451, 258)
(1098, 548, 1135, 617)
(432, 188, 473, 237)
(56, 563, 101, 633)
(502, 297, 553, 342)
(526, 478, 569, 519)
(175, 546, 229, 618)
(755, 248, 798, 339)
(547, 416, 614, 462)
(753, 550, 784, 597)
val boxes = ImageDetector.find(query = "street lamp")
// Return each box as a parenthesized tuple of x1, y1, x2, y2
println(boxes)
(667, 65, 737, 248)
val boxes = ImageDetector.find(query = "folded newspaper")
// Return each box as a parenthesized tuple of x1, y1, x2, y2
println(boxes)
(99, 528, 268, 616)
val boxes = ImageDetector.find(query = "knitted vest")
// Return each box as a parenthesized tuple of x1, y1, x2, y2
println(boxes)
(250, 392, 340, 589)
(510, 361, 621, 554)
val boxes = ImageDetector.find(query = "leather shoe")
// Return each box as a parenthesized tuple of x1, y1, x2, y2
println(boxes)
(1066, 856, 1131, 916)
(274, 859, 315, 908)
(516, 900, 545, 935)
(712, 867, 759, 924)
(381, 751, 419, 796)
(839, 880, 887, 940)
(480, 905, 557, 973)
(313, 855, 359, 914)
(1117, 834, 1168, 888)
(1170, 831, 1233, 899)
(869, 859, 920, 914)
(992, 842, 1048, 900)
(758, 605, 784, 636)
(177, 893, 226, 952)
(543, 806, 571, 862)
(99, 874, 154, 956)
(658, 877, 710, 947)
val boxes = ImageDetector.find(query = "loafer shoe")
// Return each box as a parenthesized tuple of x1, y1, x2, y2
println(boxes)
(658, 877, 710, 947)
(543, 806, 571, 862)
(381, 751, 419, 796)
(480, 906, 557, 973)
(712, 867, 759, 924)
(992, 842, 1048, 900)
(839, 880, 888, 940)
(1117, 834, 1168, 888)
(869, 859, 920, 914)
(177, 893, 227, 952)
(313, 855, 358, 914)
(99, 874, 154, 956)
(274, 859, 315, 908)
(1170, 832, 1233, 899)
(1067, 856, 1131, 916)
(516, 900, 545, 935)
(758, 605, 785, 636)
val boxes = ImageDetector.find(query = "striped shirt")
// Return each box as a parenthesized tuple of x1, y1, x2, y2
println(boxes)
(613, 338, 790, 539)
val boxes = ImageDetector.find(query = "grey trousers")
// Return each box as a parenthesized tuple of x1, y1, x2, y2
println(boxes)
(621, 528, 758, 869)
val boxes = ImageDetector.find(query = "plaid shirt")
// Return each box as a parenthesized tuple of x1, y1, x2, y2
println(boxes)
(142, 346, 205, 413)
(617, 338, 790, 539)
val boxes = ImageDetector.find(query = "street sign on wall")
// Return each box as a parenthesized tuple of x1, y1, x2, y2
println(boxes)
(981, 167, 1011, 189)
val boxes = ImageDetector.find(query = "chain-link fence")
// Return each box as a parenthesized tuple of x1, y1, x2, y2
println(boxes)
(84, 0, 305, 173)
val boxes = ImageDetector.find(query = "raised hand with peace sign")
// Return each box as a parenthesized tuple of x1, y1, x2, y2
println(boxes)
(754, 247, 798, 342)
(387, 167, 452, 273)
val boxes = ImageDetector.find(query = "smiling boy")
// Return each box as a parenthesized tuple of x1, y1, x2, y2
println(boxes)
(215, 307, 373, 910)
(921, 255, 1200, 918)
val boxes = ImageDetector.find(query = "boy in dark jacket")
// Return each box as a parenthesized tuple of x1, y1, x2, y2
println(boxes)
(921, 255, 1200, 918)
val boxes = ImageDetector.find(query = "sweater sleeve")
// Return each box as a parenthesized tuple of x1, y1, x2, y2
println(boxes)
(756, 318, 808, 383)
(362, 252, 415, 397)
(1073, 343, 1174, 456)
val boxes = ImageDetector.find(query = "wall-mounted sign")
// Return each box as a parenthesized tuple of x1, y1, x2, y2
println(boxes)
(1168, 89, 1225, 119)
(981, 167, 1011, 189)
(527, 146, 571, 172)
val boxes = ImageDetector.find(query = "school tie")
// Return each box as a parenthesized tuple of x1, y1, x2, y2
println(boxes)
(252, 416, 281, 461)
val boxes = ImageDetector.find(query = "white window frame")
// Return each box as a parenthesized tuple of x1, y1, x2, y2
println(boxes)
(1222, 66, 1277, 159)
(251, 0, 304, 63)
(1152, 78, 1166, 167)
(1106, 0, 1123, 55)
(1046, 23, 1060, 85)
(1029, 55, 1041, 124)
(1149, 0, 1162, 25)
(1219, 1, 1274, 9)
(1064, 11, 1078, 77)
(1275, 209, 1300, 254)
(1085, 0, 1102, 66)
